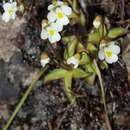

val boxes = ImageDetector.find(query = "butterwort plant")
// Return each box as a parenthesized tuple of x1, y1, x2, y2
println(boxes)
(40, 1, 128, 105)
(2, 0, 128, 130)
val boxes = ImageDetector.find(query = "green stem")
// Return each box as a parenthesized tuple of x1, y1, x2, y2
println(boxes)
(3, 66, 48, 130)
(93, 59, 112, 130)
(64, 71, 76, 105)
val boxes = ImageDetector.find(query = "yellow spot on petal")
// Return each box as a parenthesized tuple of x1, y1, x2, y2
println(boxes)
(106, 51, 112, 57)
(8, 10, 13, 14)
(49, 30, 55, 36)
(57, 12, 63, 19)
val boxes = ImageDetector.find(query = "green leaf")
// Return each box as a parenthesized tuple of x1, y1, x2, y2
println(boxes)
(87, 32, 100, 43)
(63, 35, 75, 43)
(76, 42, 86, 53)
(98, 61, 108, 70)
(85, 62, 97, 85)
(78, 10, 86, 26)
(64, 71, 76, 104)
(72, 68, 91, 78)
(63, 36, 78, 59)
(64, 48, 69, 60)
(17, 2, 24, 14)
(44, 69, 67, 83)
(80, 53, 91, 65)
(87, 43, 98, 56)
(98, 24, 107, 38)
(85, 73, 96, 85)
(68, 39, 78, 57)
(107, 28, 128, 39)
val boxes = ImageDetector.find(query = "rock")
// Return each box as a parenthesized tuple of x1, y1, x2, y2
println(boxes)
(8, 52, 38, 88)
(0, 17, 26, 62)
(0, 59, 18, 105)
(0, 52, 38, 105)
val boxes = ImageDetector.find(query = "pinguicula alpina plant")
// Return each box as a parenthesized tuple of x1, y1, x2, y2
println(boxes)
(2, 0, 128, 130)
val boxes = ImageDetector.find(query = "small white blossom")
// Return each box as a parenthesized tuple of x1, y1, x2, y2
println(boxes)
(93, 16, 102, 28)
(41, 58, 50, 67)
(67, 56, 80, 69)
(2, 1, 17, 22)
(40, 53, 50, 67)
(47, 1, 72, 26)
(41, 20, 62, 43)
(98, 41, 120, 64)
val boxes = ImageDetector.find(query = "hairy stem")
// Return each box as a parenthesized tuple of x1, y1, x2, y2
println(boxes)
(3, 66, 48, 130)
(94, 59, 112, 130)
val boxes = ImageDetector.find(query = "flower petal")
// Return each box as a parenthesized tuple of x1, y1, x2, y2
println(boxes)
(47, 11, 56, 22)
(11, 13, 16, 19)
(57, 1, 64, 6)
(2, 12, 11, 22)
(41, 58, 50, 67)
(111, 54, 118, 62)
(49, 32, 61, 43)
(51, 22, 63, 32)
(105, 57, 113, 64)
(109, 44, 120, 54)
(3, 3, 12, 11)
(98, 50, 105, 60)
(93, 21, 101, 28)
(48, 4, 55, 10)
(3, 2, 17, 11)
(61, 5, 72, 15)
(42, 22, 47, 28)
(12, 2, 17, 11)
(108, 41, 115, 45)
(67, 57, 79, 68)
(41, 30, 48, 39)
(56, 15, 69, 26)
(105, 54, 118, 64)
(99, 43, 106, 49)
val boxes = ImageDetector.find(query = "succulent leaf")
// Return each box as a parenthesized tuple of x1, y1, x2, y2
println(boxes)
(44, 69, 67, 83)
(107, 28, 128, 39)
(72, 68, 91, 78)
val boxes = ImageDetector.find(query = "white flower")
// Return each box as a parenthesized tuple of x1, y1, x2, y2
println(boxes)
(98, 41, 120, 64)
(67, 56, 80, 68)
(41, 20, 62, 43)
(47, 1, 72, 26)
(2, 2, 17, 22)
(41, 58, 50, 67)
(40, 53, 50, 67)
(93, 16, 102, 28)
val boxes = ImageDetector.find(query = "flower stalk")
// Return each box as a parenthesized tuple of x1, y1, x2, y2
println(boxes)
(2, 66, 48, 130)
(93, 59, 112, 130)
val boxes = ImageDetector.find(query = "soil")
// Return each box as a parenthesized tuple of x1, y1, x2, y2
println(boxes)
(0, 0, 130, 130)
